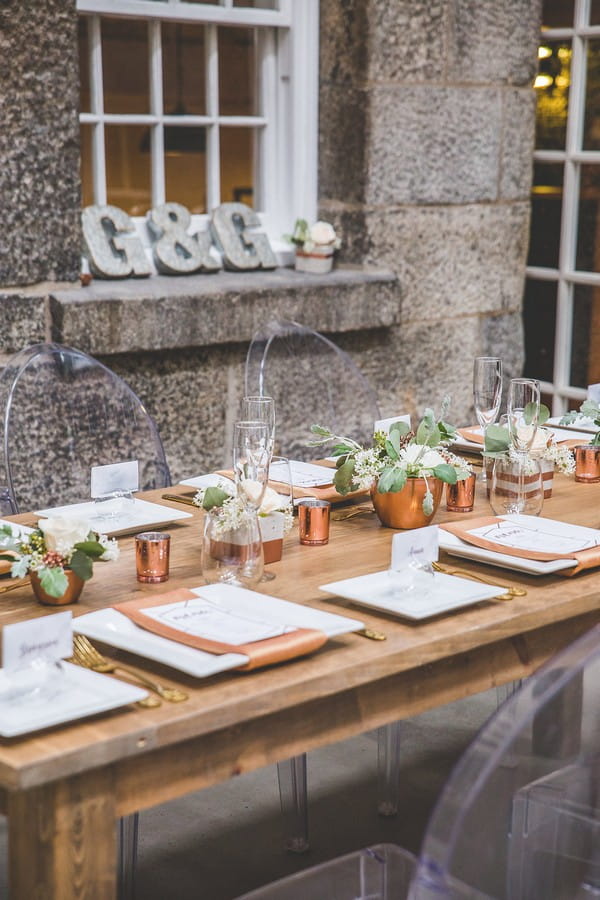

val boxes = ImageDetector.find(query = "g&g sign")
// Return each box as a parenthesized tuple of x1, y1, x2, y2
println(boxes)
(82, 201, 277, 279)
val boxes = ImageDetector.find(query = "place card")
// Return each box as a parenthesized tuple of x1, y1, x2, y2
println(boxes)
(391, 526, 438, 570)
(91, 460, 139, 498)
(374, 414, 411, 435)
(467, 520, 598, 556)
(271, 460, 333, 488)
(1, 611, 72, 671)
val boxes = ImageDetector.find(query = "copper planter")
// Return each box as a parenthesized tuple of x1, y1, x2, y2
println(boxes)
(574, 445, 600, 483)
(30, 569, 85, 606)
(371, 477, 444, 529)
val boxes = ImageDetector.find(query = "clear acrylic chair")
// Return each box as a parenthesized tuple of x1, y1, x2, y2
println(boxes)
(0, 342, 171, 900)
(0, 342, 170, 511)
(235, 625, 600, 899)
(246, 320, 403, 852)
(245, 318, 380, 461)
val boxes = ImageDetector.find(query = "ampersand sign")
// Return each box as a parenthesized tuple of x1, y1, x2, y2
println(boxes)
(146, 203, 220, 275)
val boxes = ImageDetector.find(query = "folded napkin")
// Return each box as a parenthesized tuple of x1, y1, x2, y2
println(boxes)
(439, 516, 600, 577)
(458, 427, 581, 450)
(113, 589, 328, 671)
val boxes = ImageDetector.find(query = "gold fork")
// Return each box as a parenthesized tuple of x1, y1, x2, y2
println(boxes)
(432, 561, 527, 600)
(72, 634, 189, 703)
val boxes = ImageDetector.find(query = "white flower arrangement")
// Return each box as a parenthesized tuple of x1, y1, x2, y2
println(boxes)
(284, 218, 342, 253)
(0, 517, 119, 598)
(484, 423, 575, 475)
(193, 482, 293, 538)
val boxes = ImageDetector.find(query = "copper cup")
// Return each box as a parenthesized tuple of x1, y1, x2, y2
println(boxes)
(298, 499, 331, 545)
(135, 532, 171, 583)
(574, 445, 600, 483)
(446, 473, 476, 512)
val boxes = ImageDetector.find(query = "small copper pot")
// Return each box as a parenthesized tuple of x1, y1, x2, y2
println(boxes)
(30, 569, 85, 606)
(371, 478, 444, 529)
(574, 445, 600, 483)
(446, 473, 476, 512)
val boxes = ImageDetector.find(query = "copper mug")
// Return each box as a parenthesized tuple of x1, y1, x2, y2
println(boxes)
(446, 473, 476, 512)
(135, 532, 171, 582)
(574, 445, 600, 483)
(298, 499, 331, 545)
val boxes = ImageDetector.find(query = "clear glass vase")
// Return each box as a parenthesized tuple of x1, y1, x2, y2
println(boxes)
(489, 455, 544, 517)
(201, 507, 264, 589)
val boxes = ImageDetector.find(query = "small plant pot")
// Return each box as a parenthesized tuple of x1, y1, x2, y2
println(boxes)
(30, 569, 85, 606)
(574, 445, 600, 482)
(295, 245, 334, 274)
(371, 478, 444, 529)
(258, 512, 285, 564)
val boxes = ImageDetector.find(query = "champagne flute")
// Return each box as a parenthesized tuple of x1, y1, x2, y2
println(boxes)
(507, 378, 541, 455)
(233, 420, 270, 511)
(259, 455, 294, 582)
(240, 396, 275, 458)
(473, 358, 502, 481)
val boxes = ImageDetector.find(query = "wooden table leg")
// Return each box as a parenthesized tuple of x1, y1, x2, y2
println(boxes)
(8, 769, 117, 900)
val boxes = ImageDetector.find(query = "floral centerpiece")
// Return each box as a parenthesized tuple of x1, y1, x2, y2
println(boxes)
(193, 481, 293, 564)
(560, 398, 600, 481)
(0, 517, 119, 604)
(284, 218, 341, 274)
(310, 401, 471, 528)
(560, 398, 600, 445)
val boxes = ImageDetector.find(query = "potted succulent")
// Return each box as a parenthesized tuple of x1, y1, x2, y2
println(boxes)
(285, 218, 341, 274)
(561, 398, 600, 482)
(310, 400, 471, 529)
(0, 517, 119, 605)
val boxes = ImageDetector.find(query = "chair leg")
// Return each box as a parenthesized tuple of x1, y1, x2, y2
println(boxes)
(277, 755, 309, 853)
(377, 722, 402, 816)
(118, 812, 139, 900)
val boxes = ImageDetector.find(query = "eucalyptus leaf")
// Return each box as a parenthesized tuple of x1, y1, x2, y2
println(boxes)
(11, 556, 30, 579)
(389, 421, 410, 438)
(202, 486, 231, 510)
(377, 467, 398, 493)
(484, 424, 510, 454)
(69, 549, 93, 581)
(426, 425, 442, 448)
(74, 540, 105, 559)
(422, 490, 434, 516)
(333, 458, 357, 495)
(310, 424, 332, 437)
(39, 566, 69, 598)
(387, 428, 401, 455)
(390, 469, 408, 492)
(433, 463, 457, 484)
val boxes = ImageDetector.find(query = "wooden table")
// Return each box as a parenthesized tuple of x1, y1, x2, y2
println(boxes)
(1, 476, 599, 899)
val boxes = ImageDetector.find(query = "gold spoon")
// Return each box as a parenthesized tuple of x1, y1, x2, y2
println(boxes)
(432, 561, 527, 599)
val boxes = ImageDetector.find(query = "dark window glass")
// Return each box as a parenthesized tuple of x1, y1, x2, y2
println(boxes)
(219, 27, 256, 116)
(220, 126, 255, 206)
(523, 279, 557, 383)
(571, 285, 600, 387)
(575, 164, 600, 272)
(528, 163, 564, 269)
(163, 23, 206, 117)
(105, 125, 151, 216)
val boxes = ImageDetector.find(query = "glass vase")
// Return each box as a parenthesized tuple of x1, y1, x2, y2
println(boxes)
(201, 507, 264, 589)
(489, 456, 544, 517)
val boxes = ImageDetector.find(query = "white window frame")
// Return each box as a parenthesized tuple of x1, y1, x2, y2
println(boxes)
(527, 0, 600, 413)
(77, 0, 319, 262)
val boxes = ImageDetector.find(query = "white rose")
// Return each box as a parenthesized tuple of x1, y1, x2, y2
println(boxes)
(310, 221, 337, 245)
(38, 517, 91, 555)
(516, 425, 550, 456)
(399, 445, 444, 468)
(259, 486, 286, 515)
(99, 538, 120, 562)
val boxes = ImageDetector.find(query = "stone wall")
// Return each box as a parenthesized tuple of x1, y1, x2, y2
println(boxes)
(0, 0, 543, 488)
(319, 0, 543, 421)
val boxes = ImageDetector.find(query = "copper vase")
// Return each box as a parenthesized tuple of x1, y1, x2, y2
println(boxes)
(30, 569, 85, 606)
(371, 477, 444, 529)
(574, 445, 600, 483)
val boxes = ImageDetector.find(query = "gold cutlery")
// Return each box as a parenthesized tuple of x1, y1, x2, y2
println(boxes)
(161, 493, 197, 507)
(0, 577, 30, 594)
(332, 507, 375, 521)
(72, 634, 189, 702)
(432, 561, 527, 599)
(356, 627, 387, 641)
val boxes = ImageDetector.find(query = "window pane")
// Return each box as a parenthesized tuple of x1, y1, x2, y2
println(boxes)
(523, 279, 557, 383)
(163, 23, 206, 117)
(102, 18, 149, 115)
(535, 41, 571, 150)
(576, 164, 600, 272)
(80, 125, 94, 207)
(105, 125, 151, 216)
(219, 27, 256, 116)
(583, 40, 600, 150)
(592, 0, 600, 26)
(542, 0, 574, 27)
(571, 285, 600, 387)
(220, 126, 255, 206)
(234, 0, 278, 7)
(79, 18, 90, 113)
(528, 163, 563, 269)
(165, 129, 207, 213)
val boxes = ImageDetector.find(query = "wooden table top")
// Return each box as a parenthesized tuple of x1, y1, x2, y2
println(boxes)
(0, 475, 599, 799)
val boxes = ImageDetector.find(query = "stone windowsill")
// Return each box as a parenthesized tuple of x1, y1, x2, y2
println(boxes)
(46, 265, 399, 355)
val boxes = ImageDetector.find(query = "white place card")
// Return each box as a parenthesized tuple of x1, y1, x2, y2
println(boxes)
(2, 611, 72, 671)
(139, 596, 295, 646)
(374, 414, 411, 436)
(391, 525, 439, 570)
(587, 383, 600, 404)
(90, 460, 139, 498)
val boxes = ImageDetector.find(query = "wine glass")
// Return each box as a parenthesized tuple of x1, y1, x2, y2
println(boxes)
(240, 396, 275, 458)
(233, 420, 270, 511)
(473, 358, 502, 482)
(507, 378, 541, 455)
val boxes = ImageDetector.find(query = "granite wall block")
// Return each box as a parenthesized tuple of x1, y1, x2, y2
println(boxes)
(500, 89, 537, 201)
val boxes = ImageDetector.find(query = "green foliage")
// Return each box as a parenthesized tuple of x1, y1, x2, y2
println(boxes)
(333, 458, 357, 495)
(69, 549, 94, 581)
(74, 540, 106, 560)
(39, 566, 69, 598)
(377, 467, 406, 494)
(202, 486, 232, 510)
(432, 463, 458, 484)
(524, 402, 550, 426)
(484, 424, 511, 457)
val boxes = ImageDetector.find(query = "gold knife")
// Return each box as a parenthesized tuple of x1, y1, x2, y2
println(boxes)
(161, 493, 197, 507)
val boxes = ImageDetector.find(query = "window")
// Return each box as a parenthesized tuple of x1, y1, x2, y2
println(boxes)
(525, 0, 600, 412)
(77, 0, 319, 257)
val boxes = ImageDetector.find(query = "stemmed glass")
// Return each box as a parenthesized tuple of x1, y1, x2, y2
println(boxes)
(233, 420, 270, 510)
(240, 396, 275, 458)
(473, 357, 503, 480)
(507, 378, 541, 455)
(490, 377, 543, 516)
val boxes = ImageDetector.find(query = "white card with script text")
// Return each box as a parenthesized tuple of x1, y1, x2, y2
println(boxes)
(91, 460, 139, 498)
(2, 611, 72, 671)
(391, 526, 439, 570)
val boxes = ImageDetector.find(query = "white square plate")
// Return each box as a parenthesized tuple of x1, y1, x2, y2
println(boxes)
(74, 583, 365, 677)
(34, 498, 193, 537)
(437, 514, 592, 575)
(0, 661, 147, 737)
(320, 569, 505, 620)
